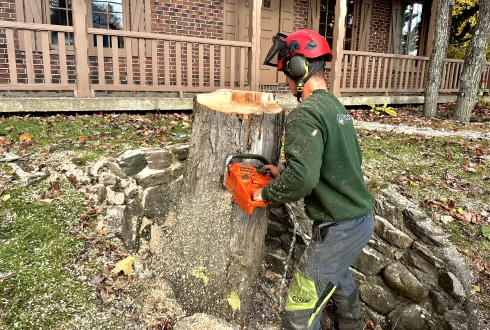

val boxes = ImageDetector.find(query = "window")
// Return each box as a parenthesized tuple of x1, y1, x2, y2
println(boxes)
(245, 0, 272, 8)
(49, 0, 74, 45)
(48, 0, 125, 49)
(396, 1, 424, 55)
(16, 0, 150, 53)
(92, 0, 124, 48)
(318, 0, 356, 50)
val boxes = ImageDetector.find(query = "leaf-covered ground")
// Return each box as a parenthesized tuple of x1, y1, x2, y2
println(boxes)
(0, 113, 191, 329)
(0, 106, 489, 329)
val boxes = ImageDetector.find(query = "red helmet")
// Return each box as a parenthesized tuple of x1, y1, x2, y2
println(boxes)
(264, 29, 333, 72)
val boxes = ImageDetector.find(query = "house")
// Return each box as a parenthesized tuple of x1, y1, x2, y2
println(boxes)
(0, 0, 489, 112)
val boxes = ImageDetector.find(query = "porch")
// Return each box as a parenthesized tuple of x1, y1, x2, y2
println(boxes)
(0, 0, 489, 112)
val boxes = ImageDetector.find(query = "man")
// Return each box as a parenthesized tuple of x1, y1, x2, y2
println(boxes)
(253, 29, 375, 330)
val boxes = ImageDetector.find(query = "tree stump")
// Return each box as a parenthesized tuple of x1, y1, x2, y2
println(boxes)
(161, 90, 285, 324)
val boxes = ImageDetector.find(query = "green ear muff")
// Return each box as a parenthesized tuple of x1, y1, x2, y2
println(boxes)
(287, 56, 308, 80)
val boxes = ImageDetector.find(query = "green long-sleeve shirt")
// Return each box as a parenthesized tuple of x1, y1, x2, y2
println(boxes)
(262, 89, 374, 221)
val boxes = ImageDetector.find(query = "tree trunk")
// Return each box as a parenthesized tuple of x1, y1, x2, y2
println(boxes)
(423, 0, 452, 118)
(160, 90, 285, 324)
(453, 0, 490, 122)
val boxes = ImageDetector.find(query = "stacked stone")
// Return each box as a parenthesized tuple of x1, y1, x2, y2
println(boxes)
(88, 144, 189, 250)
(264, 187, 485, 330)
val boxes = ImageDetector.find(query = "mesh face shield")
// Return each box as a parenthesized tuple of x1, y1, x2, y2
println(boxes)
(263, 32, 288, 67)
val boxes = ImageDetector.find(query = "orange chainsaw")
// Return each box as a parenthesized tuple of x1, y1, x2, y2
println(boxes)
(223, 154, 272, 214)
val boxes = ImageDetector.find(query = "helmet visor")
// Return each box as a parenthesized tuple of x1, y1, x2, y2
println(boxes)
(263, 32, 288, 67)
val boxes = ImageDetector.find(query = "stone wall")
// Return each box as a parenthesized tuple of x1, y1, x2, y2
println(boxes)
(87, 146, 485, 329)
(265, 188, 485, 330)
(88, 144, 189, 251)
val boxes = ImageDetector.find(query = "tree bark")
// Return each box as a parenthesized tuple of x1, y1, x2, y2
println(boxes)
(453, 0, 490, 122)
(423, 0, 452, 118)
(160, 90, 285, 324)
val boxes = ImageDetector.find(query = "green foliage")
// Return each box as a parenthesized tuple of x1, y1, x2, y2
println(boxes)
(366, 103, 397, 117)
(446, 44, 466, 60)
(450, 0, 490, 61)
(451, 0, 479, 47)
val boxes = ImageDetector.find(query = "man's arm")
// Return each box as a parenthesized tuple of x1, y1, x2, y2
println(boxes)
(260, 117, 324, 203)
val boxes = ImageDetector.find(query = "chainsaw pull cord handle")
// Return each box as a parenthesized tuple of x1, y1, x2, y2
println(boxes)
(223, 153, 271, 187)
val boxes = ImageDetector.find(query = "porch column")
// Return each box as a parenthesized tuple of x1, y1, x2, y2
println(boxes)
(330, 0, 347, 97)
(426, 0, 439, 56)
(72, 0, 94, 97)
(249, 0, 261, 91)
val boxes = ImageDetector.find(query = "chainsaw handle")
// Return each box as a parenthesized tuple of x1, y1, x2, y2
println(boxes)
(224, 154, 270, 168)
(223, 154, 271, 187)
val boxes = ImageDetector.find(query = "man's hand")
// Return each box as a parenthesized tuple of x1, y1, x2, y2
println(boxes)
(253, 188, 264, 201)
(264, 165, 280, 179)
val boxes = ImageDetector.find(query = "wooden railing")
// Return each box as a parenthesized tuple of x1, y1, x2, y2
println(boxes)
(439, 58, 464, 93)
(340, 51, 490, 94)
(87, 28, 251, 94)
(340, 51, 429, 93)
(0, 21, 76, 92)
(0, 19, 252, 97)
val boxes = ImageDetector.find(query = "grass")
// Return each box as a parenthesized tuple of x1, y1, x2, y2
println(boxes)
(0, 113, 192, 155)
(360, 131, 490, 211)
(1, 110, 489, 328)
(0, 177, 119, 329)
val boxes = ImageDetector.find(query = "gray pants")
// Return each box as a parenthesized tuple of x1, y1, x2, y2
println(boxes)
(282, 212, 374, 330)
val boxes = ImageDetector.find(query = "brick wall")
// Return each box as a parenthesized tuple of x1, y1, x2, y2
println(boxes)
(151, 1, 223, 39)
(0, 0, 15, 84)
(368, 0, 391, 53)
(0, 0, 15, 21)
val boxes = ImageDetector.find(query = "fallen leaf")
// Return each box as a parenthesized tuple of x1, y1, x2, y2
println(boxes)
(2, 194, 10, 202)
(37, 198, 53, 204)
(0, 136, 10, 145)
(100, 287, 115, 304)
(97, 229, 109, 237)
(51, 181, 61, 191)
(113, 256, 136, 275)
(66, 174, 78, 185)
(474, 285, 480, 292)
(441, 216, 453, 224)
(91, 275, 106, 286)
(227, 291, 241, 311)
(19, 133, 33, 143)
(102, 266, 112, 277)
